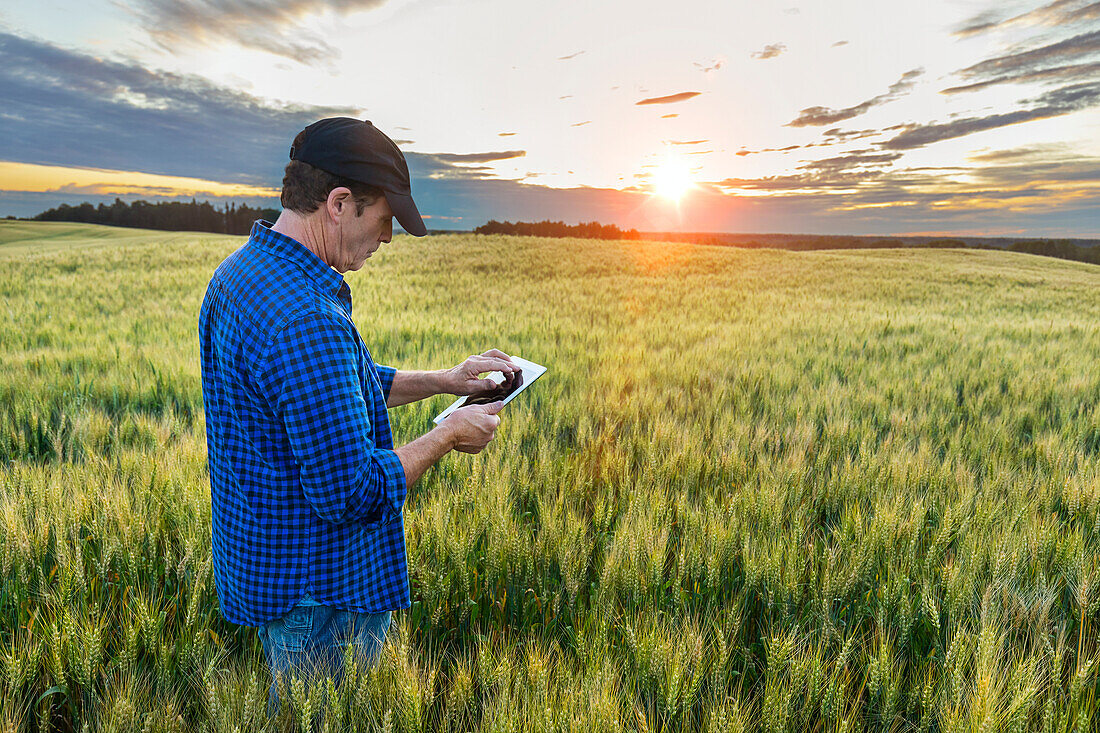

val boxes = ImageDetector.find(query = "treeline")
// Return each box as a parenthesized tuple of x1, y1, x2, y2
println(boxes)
(474, 219, 641, 240)
(32, 198, 280, 235)
(1006, 238, 1100, 266)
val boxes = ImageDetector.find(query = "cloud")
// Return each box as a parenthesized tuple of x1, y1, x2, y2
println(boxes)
(957, 29, 1100, 79)
(661, 113, 679, 118)
(823, 127, 885, 141)
(693, 58, 724, 72)
(967, 151, 1100, 186)
(954, 9, 1009, 37)
(735, 126, 913, 157)
(425, 151, 526, 164)
(498, 132, 518, 137)
(46, 182, 179, 196)
(404, 150, 529, 183)
(40, 181, 264, 198)
(709, 173, 887, 192)
(942, 61, 1100, 93)
(968, 144, 1069, 162)
(953, 0, 1099, 37)
(635, 91, 702, 105)
(0, 31, 354, 185)
(706, 145, 1095, 232)
(735, 144, 803, 156)
(558, 50, 585, 60)
(711, 149, 906, 192)
(1, 29, 1095, 237)
(883, 81, 1100, 149)
(0, 31, 532, 196)
(751, 43, 787, 60)
(129, 0, 390, 65)
(831, 40, 849, 47)
(787, 68, 923, 127)
(400, 149, 535, 184)
(698, 150, 1099, 237)
(939, 27, 1100, 98)
(799, 151, 904, 172)
(1066, 2, 1100, 22)
(571, 121, 592, 127)
(667, 139, 708, 145)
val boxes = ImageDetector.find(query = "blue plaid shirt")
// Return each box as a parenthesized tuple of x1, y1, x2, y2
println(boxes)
(198, 219, 409, 626)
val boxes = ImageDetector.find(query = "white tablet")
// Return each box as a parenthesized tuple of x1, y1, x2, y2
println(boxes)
(433, 355, 547, 424)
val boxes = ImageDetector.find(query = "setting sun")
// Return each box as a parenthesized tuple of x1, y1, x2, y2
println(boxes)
(652, 155, 694, 203)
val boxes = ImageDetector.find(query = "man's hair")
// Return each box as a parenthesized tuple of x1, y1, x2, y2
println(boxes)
(280, 140, 385, 216)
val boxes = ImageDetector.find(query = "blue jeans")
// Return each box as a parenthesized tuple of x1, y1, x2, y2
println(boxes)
(257, 593, 392, 718)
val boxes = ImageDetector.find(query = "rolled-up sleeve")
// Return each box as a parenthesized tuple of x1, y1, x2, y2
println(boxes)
(257, 311, 407, 525)
(375, 364, 397, 401)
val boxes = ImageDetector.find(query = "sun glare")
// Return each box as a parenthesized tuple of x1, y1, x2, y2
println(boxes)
(652, 156, 693, 202)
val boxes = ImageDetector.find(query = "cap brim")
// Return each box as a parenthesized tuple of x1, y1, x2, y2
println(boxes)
(384, 190, 428, 237)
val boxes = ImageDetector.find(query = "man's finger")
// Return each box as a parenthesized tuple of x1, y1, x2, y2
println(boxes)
(474, 377, 502, 392)
(482, 400, 505, 415)
(468, 356, 517, 375)
(477, 350, 517, 370)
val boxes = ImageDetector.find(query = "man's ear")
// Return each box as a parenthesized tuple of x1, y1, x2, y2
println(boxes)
(326, 186, 353, 223)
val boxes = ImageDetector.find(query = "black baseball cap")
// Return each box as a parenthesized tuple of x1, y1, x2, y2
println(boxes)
(289, 117, 427, 237)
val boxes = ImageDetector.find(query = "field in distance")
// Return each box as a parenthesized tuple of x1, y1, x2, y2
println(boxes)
(1, 220, 1099, 731)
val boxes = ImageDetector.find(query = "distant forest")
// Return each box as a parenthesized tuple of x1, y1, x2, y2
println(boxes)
(31, 198, 279, 235)
(474, 219, 641, 240)
(1001, 238, 1100, 266)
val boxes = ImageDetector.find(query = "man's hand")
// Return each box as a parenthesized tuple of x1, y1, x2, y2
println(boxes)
(442, 349, 519, 396)
(394, 401, 504, 487)
(444, 401, 504, 454)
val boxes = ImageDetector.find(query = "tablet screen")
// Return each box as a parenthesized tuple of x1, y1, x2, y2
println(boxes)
(433, 355, 546, 424)
(460, 368, 524, 406)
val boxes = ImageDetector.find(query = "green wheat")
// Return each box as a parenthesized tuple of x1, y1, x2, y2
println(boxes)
(1, 220, 1098, 731)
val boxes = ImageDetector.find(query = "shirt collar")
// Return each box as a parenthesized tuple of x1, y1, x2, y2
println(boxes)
(248, 219, 347, 298)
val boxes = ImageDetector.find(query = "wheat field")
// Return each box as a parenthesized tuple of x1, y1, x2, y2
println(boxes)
(1, 220, 1099, 732)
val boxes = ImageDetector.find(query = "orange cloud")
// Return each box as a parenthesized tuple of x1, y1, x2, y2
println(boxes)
(635, 92, 702, 105)
(0, 161, 279, 198)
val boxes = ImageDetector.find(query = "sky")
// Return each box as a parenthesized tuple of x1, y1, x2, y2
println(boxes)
(0, 0, 1098, 236)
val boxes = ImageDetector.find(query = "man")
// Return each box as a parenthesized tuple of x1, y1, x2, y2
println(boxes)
(198, 117, 517, 714)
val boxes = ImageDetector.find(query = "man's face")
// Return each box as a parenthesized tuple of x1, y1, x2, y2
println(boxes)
(333, 193, 394, 272)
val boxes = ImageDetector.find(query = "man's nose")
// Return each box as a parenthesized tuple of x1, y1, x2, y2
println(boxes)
(380, 218, 392, 243)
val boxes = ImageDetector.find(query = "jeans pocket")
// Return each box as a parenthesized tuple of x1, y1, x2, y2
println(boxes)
(272, 606, 313, 653)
